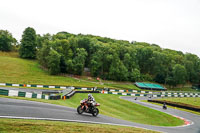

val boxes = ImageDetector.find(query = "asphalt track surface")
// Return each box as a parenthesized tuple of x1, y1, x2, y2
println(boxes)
(0, 97, 200, 133)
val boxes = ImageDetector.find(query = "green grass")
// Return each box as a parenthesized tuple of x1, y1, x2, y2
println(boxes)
(166, 87, 199, 92)
(104, 83, 140, 90)
(0, 55, 105, 88)
(0, 118, 158, 133)
(0, 53, 141, 90)
(0, 94, 184, 126)
(157, 97, 200, 107)
(143, 99, 200, 115)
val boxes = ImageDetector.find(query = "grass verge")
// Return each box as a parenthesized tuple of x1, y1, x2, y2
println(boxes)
(158, 97, 200, 107)
(0, 54, 140, 90)
(142, 99, 200, 115)
(0, 94, 184, 126)
(0, 118, 158, 133)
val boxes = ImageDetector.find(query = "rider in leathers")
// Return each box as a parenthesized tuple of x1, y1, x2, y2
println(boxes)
(86, 94, 95, 111)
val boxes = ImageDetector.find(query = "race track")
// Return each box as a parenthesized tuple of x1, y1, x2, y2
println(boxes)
(0, 97, 200, 133)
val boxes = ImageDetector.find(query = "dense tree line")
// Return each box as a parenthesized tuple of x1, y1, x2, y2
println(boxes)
(0, 30, 17, 51)
(1, 27, 200, 87)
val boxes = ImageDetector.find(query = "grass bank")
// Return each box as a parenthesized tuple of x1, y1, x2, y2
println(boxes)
(143, 98, 200, 115)
(0, 52, 140, 90)
(159, 97, 200, 107)
(0, 94, 184, 126)
(0, 118, 158, 133)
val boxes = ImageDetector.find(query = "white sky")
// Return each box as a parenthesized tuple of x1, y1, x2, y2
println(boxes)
(0, 0, 200, 57)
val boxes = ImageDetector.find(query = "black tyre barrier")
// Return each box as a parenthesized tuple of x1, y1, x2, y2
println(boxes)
(75, 91, 100, 93)
(66, 91, 76, 99)
(148, 100, 200, 112)
(64, 91, 100, 99)
(49, 94, 61, 100)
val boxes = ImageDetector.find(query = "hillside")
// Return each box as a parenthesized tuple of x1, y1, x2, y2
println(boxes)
(1, 28, 200, 89)
(0, 52, 139, 90)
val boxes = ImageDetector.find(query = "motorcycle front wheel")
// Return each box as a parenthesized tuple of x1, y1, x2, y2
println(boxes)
(77, 105, 84, 114)
(92, 108, 99, 117)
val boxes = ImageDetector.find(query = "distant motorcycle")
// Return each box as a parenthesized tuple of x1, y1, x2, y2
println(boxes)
(77, 99, 100, 117)
(163, 103, 167, 110)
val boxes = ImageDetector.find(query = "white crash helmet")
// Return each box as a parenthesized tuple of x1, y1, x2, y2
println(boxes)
(88, 94, 92, 98)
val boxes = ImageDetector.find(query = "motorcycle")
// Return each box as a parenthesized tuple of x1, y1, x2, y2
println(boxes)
(77, 99, 100, 117)
(163, 103, 167, 110)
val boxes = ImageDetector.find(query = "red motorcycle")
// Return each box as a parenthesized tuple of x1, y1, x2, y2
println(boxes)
(77, 99, 100, 117)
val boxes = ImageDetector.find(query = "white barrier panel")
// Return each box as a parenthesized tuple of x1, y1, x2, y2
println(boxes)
(122, 93, 127, 96)
(70, 87, 75, 90)
(112, 92, 118, 94)
(37, 94, 42, 99)
(168, 95, 171, 97)
(149, 92, 152, 94)
(110, 89, 115, 92)
(104, 91, 108, 94)
(25, 92, 32, 98)
(60, 86, 66, 89)
(12, 84, 19, 87)
(27, 84, 31, 87)
(45, 95, 49, 99)
(140, 94, 144, 97)
(131, 94, 135, 96)
(132, 90, 137, 93)
(49, 86, 55, 88)
(153, 95, 157, 97)
(0, 83, 6, 86)
(81, 88, 87, 90)
(8, 90, 18, 96)
(37, 85, 43, 88)
(141, 91, 145, 93)
(119, 90, 124, 92)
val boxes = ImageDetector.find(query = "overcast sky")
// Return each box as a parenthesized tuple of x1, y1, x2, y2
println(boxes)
(0, 0, 200, 57)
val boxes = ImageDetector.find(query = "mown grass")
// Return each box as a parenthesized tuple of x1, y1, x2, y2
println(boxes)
(0, 94, 184, 126)
(0, 118, 158, 133)
(167, 87, 199, 92)
(103, 83, 140, 90)
(158, 97, 200, 107)
(0, 55, 104, 88)
(143, 98, 200, 115)
(0, 53, 141, 90)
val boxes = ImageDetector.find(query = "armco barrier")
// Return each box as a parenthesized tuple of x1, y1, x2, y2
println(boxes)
(65, 91, 99, 99)
(0, 89, 49, 100)
(1, 82, 200, 98)
(148, 99, 200, 112)
(0, 83, 75, 90)
(100, 91, 200, 98)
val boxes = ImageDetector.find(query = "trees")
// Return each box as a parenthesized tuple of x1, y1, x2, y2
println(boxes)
(172, 64, 187, 86)
(19, 27, 37, 59)
(72, 48, 88, 75)
(47, 49, 61, 75)
(0, 30, 16, 51)
(15, 29, 200, 86)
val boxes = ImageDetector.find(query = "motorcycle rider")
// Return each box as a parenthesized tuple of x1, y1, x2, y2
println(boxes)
(163, 102, 167, 109)
(86, 94, 96, 111)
